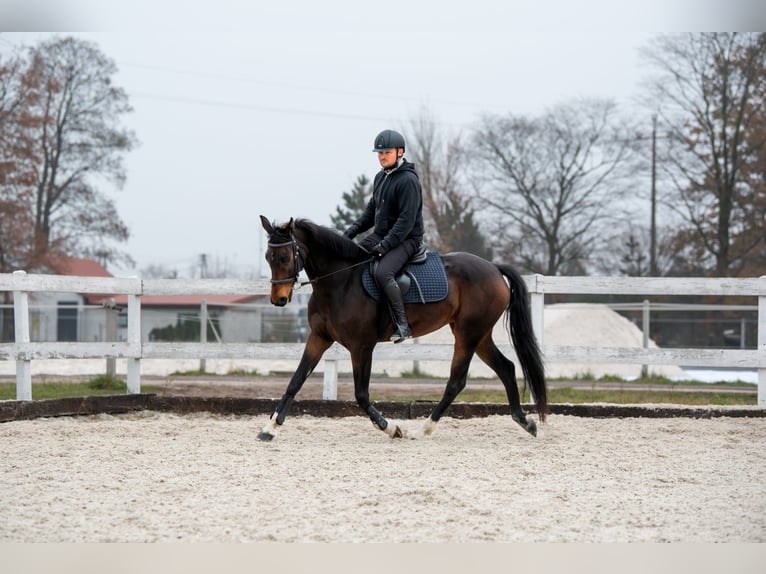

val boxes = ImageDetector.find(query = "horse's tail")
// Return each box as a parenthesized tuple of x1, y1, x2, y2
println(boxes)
(496, 263, 548, 421)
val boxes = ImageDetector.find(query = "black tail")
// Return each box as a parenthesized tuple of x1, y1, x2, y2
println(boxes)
(496, 264, 548, 421)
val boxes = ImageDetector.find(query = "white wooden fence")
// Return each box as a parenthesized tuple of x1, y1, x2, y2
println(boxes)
(2, 270, 765, 406)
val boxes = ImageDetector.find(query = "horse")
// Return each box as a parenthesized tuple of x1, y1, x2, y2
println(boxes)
(257, 216, 547, 440)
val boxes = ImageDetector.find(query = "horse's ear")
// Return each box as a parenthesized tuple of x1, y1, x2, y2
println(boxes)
(260, 215, 274, 234)
(287, 218, 294, 234)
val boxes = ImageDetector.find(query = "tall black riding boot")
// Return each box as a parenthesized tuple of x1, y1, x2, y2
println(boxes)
(382, 279, 412, 343)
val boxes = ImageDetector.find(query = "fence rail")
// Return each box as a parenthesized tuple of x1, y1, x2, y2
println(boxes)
(2, 270, 765, 406)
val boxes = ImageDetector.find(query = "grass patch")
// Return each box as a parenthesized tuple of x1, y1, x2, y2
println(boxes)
(552, 373, 755, 388)
(398, 367, 439, 379)
(0, 375, 127, 400)
(546, 387, 754, 406)
(225, 368, 261, 377)
(87, 375, 127, 391)
(168, 369, 262, 377)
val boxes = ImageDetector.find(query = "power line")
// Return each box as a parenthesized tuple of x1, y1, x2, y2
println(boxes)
(129, 91, 399, 123)
(119, 61, 510, 111)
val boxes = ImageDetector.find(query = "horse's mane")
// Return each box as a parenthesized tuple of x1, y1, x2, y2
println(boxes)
(293, 219, 369, 262)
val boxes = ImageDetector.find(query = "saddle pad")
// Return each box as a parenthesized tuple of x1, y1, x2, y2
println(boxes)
(362, 251, 449, 304)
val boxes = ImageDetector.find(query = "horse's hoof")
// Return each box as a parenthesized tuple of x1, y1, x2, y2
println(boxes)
(419, 417, 437, 438)
(513, 415, 538, 437)
(257, 431, 275, 442)
(384, 424, 404, 439)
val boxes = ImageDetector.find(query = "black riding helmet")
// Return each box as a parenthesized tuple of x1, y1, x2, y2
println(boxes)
(372, 129, 405, 152)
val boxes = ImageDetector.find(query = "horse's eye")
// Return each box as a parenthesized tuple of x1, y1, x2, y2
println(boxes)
(280, 255, 291, 264)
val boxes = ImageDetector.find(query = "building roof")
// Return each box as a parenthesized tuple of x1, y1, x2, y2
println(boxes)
(47, 256, 112, 278)
(101, 294, 263, 308)
(48, 256, 265, 307)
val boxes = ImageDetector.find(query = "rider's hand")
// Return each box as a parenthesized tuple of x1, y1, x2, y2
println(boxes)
(372, 242, 388, 258)
(342, 224, 359, 240)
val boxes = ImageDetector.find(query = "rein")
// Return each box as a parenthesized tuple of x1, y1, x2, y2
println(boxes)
(296, 256, 375, 288)
(268, 235, 374, 289)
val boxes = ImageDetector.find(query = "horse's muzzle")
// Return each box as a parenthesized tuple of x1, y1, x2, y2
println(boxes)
(270, 284, 293, 306)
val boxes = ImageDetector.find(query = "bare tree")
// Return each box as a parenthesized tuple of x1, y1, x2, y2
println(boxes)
(21, 36, 138, 268)
(408, 110, 491, 257)
(471, 98, 639, 275)
(139, 263, 179, 279)
(641, 33, 766, 277)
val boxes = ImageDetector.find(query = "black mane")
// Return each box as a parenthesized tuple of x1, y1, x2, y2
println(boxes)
(293, 219, 369, 262)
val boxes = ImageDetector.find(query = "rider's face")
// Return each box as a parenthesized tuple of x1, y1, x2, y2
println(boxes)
(377, 148, 401, 169)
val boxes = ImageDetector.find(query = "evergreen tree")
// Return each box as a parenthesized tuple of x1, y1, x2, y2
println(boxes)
(330, 174, 371, 236)
(429, 183, 492, 258)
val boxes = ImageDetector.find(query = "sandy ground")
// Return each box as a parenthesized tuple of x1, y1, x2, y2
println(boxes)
(1, 411, 764, 542)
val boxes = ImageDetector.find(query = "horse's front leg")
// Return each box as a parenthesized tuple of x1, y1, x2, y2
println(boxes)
(352, 345, 404, 439)
(257, 333, 332, 441)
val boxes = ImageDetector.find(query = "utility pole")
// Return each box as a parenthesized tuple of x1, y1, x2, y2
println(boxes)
(650, 114, 658, 277)
(199, 253, 208, 279)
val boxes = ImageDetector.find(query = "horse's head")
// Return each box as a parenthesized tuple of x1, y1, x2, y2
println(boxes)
(260, 215, 303, 306)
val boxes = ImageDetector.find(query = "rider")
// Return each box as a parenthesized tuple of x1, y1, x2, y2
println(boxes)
(343, 129, 425, 343)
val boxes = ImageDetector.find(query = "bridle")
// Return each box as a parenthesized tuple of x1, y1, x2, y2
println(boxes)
(267, 233, 375, 289)
(267, 236, 304, 286)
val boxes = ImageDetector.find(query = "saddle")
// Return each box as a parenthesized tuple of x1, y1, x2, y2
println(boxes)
(361, 245, 449, 304)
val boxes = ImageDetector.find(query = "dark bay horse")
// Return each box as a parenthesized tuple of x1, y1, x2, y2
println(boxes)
(258, 216, 547, 440)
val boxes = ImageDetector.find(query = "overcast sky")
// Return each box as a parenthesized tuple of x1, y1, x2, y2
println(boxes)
(2, 1, 764, 278)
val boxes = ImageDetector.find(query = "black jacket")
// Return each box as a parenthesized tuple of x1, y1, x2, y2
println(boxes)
(352, 159, 424, 250)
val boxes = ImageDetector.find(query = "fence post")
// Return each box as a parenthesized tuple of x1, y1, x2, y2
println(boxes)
(126, 292, 142, 394)
(758, 278, 765, 407)
(530, 274, 544, 349)
(323, 359, 338, 400)
(104, 297, 117, 378)
(12, 270, 32, 400)
(527, 274, 545, 406)
(641, 299, 650, 378)
(200, 299, 207, 373)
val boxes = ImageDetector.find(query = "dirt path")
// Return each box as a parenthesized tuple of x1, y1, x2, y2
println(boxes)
(141, 375, 754, 401)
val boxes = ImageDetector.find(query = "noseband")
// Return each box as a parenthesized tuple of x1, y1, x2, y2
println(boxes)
(267, 236, 304, 286)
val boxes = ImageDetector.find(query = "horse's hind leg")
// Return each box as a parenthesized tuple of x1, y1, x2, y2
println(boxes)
(414, 341, 474, 439)
(475, 337, 537, 436)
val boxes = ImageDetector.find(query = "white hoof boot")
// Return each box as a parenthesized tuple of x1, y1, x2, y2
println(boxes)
(413, 417, 437, 440)
(257, 413, 280, 441)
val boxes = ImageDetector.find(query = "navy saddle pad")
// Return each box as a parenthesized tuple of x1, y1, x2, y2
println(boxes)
(362, 251, 449, 304)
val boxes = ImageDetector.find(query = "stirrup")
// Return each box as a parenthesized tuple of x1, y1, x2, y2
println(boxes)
(390, 324, 412, 343)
